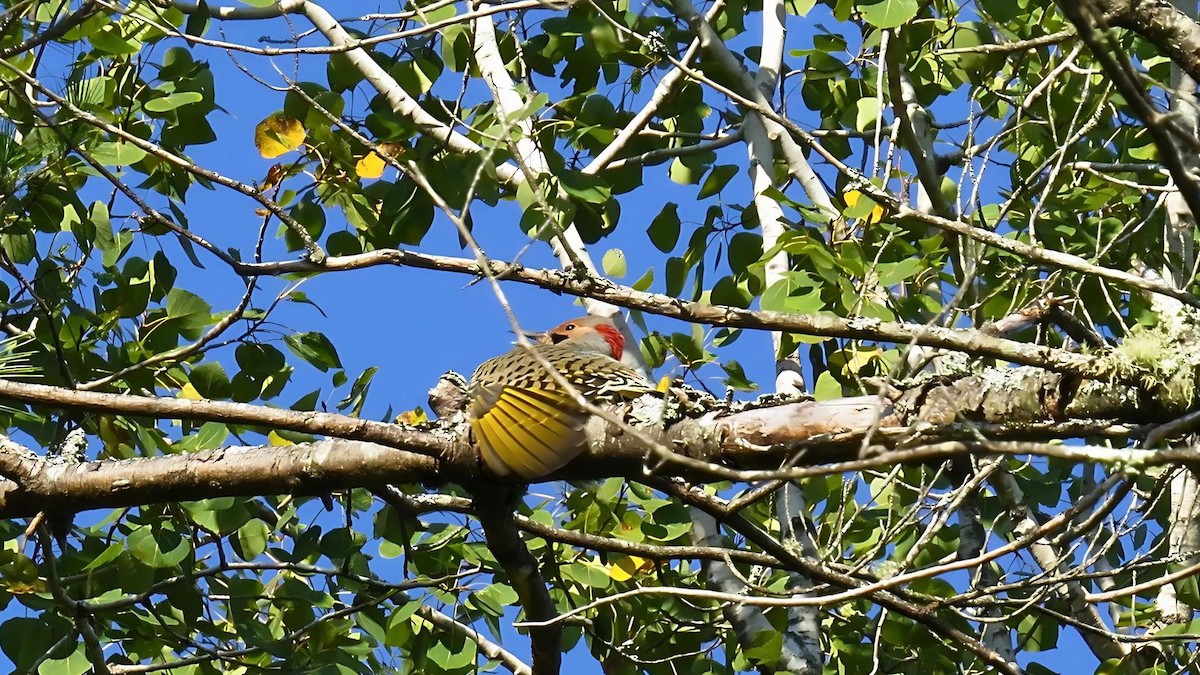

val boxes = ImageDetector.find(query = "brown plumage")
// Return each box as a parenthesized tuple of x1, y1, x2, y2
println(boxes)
(467, 316, 650, 479)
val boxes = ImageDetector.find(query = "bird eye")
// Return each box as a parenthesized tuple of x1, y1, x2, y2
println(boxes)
(564, 324, 576, 330)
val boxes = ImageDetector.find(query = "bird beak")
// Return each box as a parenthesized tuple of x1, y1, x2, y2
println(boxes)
(521, 330, 548, 342)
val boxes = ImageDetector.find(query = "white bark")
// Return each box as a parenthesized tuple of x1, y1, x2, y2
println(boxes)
(992, 470, 1129, 662)
(897, 72, 937, 215)
(583, 1, 725, 173)
(690, 506, 820, 674)
(746, 0, 804, 395)
(1155, 0, 1200, 623)
(471, 5, 648, 373)
(300, 1, 518, 184)
(775, 483, 823, 670)
(691, 1, 820, 667)
(747, 117, 806, 394)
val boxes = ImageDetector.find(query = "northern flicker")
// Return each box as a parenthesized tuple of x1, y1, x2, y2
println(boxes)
(467, 315, 652, 479)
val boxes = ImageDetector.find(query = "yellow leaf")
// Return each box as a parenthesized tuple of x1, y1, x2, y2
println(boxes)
(254, 114, 306, 159)
(179, 383, 203, 400)
(843, 189, 885, 226)
(609, 555, 653, 581)
(268, 431, 294, 446)
(396, 407, 428, 426)
(840, 346, 883, 375)
(98, 416, 130, 449)
(355, 151, 386, 179)
(5, 580, 44, 594)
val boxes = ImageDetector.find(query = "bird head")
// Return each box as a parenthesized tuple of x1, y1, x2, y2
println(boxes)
(540, 315, 625, 359)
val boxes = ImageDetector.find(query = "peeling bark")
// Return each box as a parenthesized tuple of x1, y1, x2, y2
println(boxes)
(0, 360, 1168, 518)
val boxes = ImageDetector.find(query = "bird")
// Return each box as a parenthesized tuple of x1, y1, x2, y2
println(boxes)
(467, 315, 652, 479)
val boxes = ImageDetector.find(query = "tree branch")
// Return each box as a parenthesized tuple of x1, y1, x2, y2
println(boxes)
(208, 249, 1111, 379)
(475, 491, 561, 675)
(1090, 0, 1200, 85)
(0, 363, 1161, 516)
(1055, 0, 1200, 221)
(656, 478, 1024, 675)
(420, 604, 533, 675)
(0, 379, 440, 454)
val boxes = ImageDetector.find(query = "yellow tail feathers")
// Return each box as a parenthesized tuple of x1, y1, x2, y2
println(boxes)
(470, 386, 588, 479)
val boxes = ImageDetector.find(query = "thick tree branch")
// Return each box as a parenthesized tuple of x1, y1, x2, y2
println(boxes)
(475, 491, 561, 675)
(0, 439, 438, 517)
(0, 364, 1162, 516)
(1055, 0, 1200, 221)
(1091, 0, 1200, 84)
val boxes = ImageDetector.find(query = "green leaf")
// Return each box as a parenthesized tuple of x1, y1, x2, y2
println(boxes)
(236, 519, 271, 560)
(89, 141, 147, 166)
(559, 171, 610, 204)
(761, 273, 823, 314)
(743, 630, 782, 664)
(82, 542, 125, 571)
(183, 421, 227, 451)
(647, 203, 681, 253)
(236, 342, 287, 376)
(1173, 569, 1200, 607)
(602, 248, 627, 278)
(1, 618, 56, 671)
(166, 288, 213, 328)
(284, 331, 343, 372)
(711, 275, 752, 308)
(697, 164, 738, 199)
(665, 257, 688, 298)
(632, 267, 654, 291)
(36, 644, 90, 675)
(286, 198, 327, 253)
(562, 561, 610, 588)
(144, 91, 204, 113)
(336, 366, 378, 415)
(727, 232, 763, 274)
(472, 583, 519, 616)
(876, 258, 923, 285)
(184, 2, 209, 36)
(90, 24, 138, 54)
(814, 371, 842, 400)
(189, 362, 232, 400)
(326, 52, 364, 92)
(1017, 612, 1059, 651)
(720, 360, 757, 391)
(855, 96, 882, 131)
(858, 0, 919, 28)
(1156, 618, 1200, 636)
(378, 539, 404, 559)
(668, 154, 710, 185)
(669, 329, 713, 368)
(127, 526, 191, 568)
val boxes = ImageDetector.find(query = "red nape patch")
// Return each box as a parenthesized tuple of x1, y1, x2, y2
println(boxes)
(594, 324, 624, 359)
